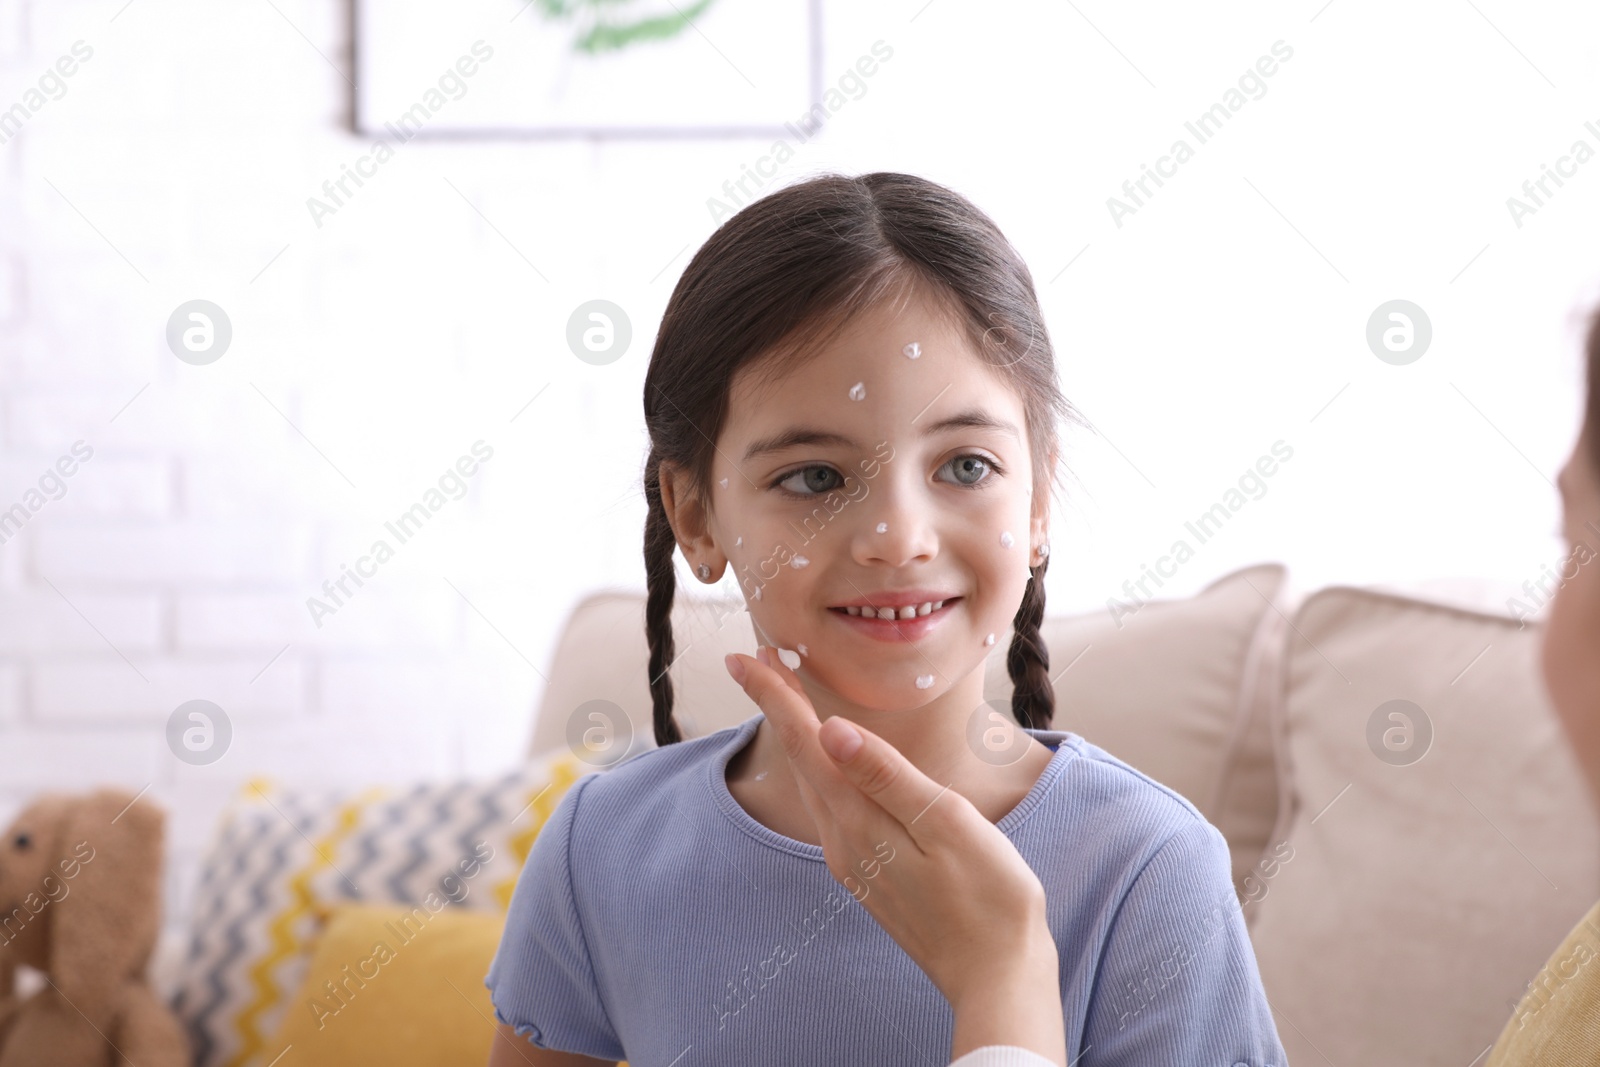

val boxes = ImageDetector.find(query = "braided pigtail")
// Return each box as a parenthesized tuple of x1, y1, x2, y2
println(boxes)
(1006, 552, 1054, 731)
(643, 456, 684, 748)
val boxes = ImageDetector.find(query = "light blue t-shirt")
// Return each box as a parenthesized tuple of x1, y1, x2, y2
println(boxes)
(485, 713, 1287, 1066)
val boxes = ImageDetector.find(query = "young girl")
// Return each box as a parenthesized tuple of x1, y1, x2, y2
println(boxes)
(485, 172, 1286, 1065)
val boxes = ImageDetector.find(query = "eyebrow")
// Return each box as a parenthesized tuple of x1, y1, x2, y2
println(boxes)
(740, 408, 1020, 463)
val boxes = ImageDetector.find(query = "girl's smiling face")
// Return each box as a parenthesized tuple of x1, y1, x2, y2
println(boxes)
(666, 286, 1050, 715)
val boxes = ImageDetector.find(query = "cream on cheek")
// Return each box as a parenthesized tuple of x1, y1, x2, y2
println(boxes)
(943, 461, 1033, 635)
(718, 494, 834, 666)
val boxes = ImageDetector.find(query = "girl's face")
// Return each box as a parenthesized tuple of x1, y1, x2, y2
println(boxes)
(696, 289, 1047, 714)
(1544, 428, 1600, 805)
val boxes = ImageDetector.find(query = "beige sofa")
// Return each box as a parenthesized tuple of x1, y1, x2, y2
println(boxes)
(529, 563, 1600, 1067)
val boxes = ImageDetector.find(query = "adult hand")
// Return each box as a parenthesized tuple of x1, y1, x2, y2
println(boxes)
(724, 645, 1066, 1067)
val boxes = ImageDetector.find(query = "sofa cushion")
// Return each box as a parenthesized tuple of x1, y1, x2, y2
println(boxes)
(1247, 585, 1600, 1066)
(529, 563, 1291, 893)
(169, 750, 591, 1067)
(527, 589, 755, 761)
(261, 902, 507, 1067)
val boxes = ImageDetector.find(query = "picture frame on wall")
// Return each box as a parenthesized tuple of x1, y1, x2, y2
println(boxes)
(352, 0, 824, 139)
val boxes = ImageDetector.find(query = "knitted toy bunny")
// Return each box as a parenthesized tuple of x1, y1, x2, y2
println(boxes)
(0, 788, 187, 1067)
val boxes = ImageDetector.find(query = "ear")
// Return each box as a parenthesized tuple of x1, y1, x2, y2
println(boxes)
(1029, 448, 1056, 559)
(657, 460, 724, 580)
(0, 795, 71, 971)
(47, 790, 165, 1024)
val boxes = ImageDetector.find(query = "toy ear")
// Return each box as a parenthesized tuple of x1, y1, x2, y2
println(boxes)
(0, 794, 73, 973)
(47, 790, 165, 1024)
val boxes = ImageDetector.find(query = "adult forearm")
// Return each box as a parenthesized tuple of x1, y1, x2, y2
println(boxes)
(948, 941, 1067, 1067)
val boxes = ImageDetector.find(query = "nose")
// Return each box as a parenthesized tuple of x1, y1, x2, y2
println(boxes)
(851, 468, 937, 568)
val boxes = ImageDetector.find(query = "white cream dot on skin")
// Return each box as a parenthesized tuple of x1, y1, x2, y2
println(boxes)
(916, 674, 934, 689)
(735, 536, 742, 547)
(903, 342, 921, 359)
(755, 771, 768, 781)
(985, 632, 996, 646)
(876, 522, 888, 534)
(778, 648, 800, 669)
(848, 381, 866, 401)
(753, 585, 762, 601)
(1000, 530, 1015, 549)
(797, 643, 808, 656)
(720, 477, 729, 488)
(788, 555, 809, 569)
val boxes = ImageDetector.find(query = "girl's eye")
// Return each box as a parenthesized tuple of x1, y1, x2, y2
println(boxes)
(942, 454, 998, 487)
(774, 465, 846, 496)
(772, 454, 1002, 497)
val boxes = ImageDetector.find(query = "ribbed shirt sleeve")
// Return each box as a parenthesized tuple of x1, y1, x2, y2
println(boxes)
(484, 773, 626, 1062)
(1082, 819, 1284, 1066)
(948, 1046, 1062, 1067)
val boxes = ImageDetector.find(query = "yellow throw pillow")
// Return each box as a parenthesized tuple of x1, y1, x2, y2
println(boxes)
(262, 901, 506, 1066)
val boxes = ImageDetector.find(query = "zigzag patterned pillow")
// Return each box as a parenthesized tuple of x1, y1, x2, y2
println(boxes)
(170, 749, 592, 1067)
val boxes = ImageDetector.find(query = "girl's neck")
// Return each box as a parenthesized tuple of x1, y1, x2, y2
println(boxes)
(726, 702, 1059, 842)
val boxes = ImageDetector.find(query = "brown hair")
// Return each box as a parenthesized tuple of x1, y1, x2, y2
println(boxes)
(641, 172, 1081, 747)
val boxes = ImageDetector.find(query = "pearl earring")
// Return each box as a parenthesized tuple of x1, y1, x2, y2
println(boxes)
(1034, 542, 1050, 565)
(696, 563, 711, 581)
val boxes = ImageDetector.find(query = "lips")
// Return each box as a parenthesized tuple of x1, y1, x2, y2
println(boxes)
(835, 597, 951, 620)
(828, 597, 961, 643)
(829, 589, 961, 611)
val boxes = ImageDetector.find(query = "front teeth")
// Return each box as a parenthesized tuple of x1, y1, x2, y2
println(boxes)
(843, 600, 945, 619)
